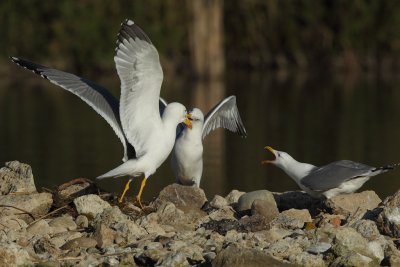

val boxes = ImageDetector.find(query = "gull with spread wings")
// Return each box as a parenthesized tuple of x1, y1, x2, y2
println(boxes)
(160, 96, 246, 187)
(11, 19, 192, 208)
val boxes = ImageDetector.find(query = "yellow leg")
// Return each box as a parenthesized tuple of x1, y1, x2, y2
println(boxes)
(119, 178, 132, 203)
(135, 176, 147, 209)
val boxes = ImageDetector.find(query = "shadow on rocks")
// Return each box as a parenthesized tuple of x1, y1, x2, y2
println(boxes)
(273, 191, 326, 216)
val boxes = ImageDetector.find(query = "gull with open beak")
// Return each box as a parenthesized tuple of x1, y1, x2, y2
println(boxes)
(11, 19, 192, 208)
(262, 146, 399, 199)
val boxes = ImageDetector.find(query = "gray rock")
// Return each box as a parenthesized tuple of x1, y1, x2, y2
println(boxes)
(376, 189, 400, 237)
(154, 184, 207, 212)
(49, 215, 77, 230)
(0, 161, 36, 195)
(213, 244, 291, 267)
(287, 252, 326, 267)
(93, 206, 127, 227)
(326, 191, 381, 216)
(331, 253, 375, 267)
(16, 236, 29, 248)
(50, 231, 82, 249)
(251, 199, 279, 223)
(73, 194, 111, 218)
(119, 253, 138, 266)
(267, 238, 306, 259)
(75, 215, 89, 228)
(209, 195, 228, 209)
(94, 223, 116, 248)
(27, 219, 52, 237)
(207, 206, 236, 222)
(203, 251, 216, 262)
(255, 228, 292, 243)
(113, 220, 147, 244)
(0, 216, 27, 231)
(0, 192, 53, 222)
(351, 219, 380, 240)
(237, 190, 277, 213)
(167, 240, 204, 263)
(137, 213, 167, 235)
(60, 237, 97, 250)
(281, 209, 312, 224)
(0, 242, 32, 266)
(270, 213, 306, 230)
(225, 190, 245, 205)
(307, 242, 332, 254)
(75, 254, 101, 266)
(367, 240, 384, 262)
(332, 227, 381, 262)
(157, 202, 186, 225)
(1, 228, 27, 244)
(157, 251, 189, 267)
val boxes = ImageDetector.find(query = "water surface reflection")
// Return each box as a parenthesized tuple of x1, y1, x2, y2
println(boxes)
(1, 71, 400, 200)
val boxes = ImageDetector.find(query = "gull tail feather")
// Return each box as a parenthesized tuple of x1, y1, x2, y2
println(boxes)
(371, 163, 400, 175)
(96, 160, 140, 179)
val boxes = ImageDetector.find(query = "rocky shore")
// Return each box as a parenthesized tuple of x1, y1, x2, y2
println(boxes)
(0, 161, 399, 266)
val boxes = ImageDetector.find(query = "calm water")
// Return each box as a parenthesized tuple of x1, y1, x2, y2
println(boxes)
(1, 69, 400, 200)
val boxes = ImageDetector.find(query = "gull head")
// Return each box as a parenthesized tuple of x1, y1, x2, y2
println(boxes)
(163, 102, 192, 129)
(187, 108, 204, 129)
(261, 146, 295, 169)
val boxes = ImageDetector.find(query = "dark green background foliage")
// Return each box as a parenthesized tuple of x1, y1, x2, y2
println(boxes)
(2, 0, 400, 73)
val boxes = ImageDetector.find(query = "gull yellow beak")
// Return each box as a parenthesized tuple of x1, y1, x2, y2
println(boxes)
(261, 146, 276, 165)
(184, 113, 193, 129)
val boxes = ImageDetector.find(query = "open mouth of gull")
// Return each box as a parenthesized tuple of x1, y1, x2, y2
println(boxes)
(261, 146, 277, 164)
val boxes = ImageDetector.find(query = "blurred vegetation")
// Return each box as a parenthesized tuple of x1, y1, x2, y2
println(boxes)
(1, 0, 400, 74)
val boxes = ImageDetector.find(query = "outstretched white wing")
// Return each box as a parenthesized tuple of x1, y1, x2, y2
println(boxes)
(10, 57, 134, 161)
(202, 95, 247, 140)
(115, 19, 164, 158)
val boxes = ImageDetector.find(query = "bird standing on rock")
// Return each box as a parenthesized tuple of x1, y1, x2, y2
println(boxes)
(11, 19, 192, 208)
(169, 96, 247, 187)
(262, 146, 399, 199)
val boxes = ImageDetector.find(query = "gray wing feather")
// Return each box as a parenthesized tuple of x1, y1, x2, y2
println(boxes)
(301, 160, 374, 191)
(202, 95, 247, 140)
(10, 57, 134, 161)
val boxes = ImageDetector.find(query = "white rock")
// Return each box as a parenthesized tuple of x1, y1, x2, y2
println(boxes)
(0, 192, 53, 222)
(0, 242, 32, 265)
(73, 194, 111, 218)
(94, 206, 127, 227)
(51, 231, 82, 248)
(225, 190, 245, 205)
(49, 215, 77, 230)
(0, 161, 36, 195)
(113, 220, 147, 243)
(209, 195, 228, 209)
(76, 215, 89, 228)
(0, 216, 27, 230)
(27, 219, 52, 237)
(367, 240, 384, 262)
